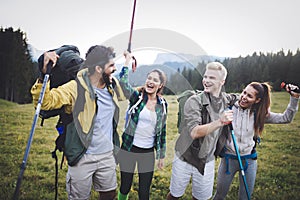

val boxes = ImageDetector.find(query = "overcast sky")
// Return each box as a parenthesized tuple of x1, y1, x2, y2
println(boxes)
(1, 0, 300, 64)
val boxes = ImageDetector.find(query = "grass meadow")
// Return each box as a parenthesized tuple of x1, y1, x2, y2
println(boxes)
(0, 92, 299, 199)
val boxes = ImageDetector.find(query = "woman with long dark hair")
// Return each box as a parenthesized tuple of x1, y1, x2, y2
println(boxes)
(117, 51, 168, 200)
(214, 82, 299, 199)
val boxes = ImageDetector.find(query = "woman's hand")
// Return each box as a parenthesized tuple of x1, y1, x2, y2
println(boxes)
(286, 84, 300, 99)
(157, 158, 164, 170)
(123, 50, 132, 67)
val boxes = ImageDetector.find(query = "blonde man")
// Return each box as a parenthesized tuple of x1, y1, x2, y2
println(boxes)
(167, 62, 237, 200)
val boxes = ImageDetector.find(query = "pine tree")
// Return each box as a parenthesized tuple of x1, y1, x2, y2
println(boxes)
(0, 27, 35, 103)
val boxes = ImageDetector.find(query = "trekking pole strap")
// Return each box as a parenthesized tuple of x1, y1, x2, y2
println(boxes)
(52, 148, 59, 200)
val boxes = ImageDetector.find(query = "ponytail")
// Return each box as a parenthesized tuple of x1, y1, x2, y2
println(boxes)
(250, 82, 272, 137)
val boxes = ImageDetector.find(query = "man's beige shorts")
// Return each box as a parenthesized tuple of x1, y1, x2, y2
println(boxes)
(66, 151, 117, 199)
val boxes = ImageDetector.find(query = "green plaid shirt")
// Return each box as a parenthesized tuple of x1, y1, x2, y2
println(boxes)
(119, 66, 167, 159)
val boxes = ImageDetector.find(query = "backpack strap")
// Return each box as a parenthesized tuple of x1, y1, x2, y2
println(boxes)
(51, 112, 73, 200)
(51, 117, 66, 200)
(159, 96, 167, 115)
(124, 91, 143, 129)
(198, 91, 209, 124)
(128, 92, 143, 115)
(51, 148, 59, 200)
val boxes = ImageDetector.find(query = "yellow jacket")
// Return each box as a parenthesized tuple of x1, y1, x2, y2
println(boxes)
(31, 68, 126, 164)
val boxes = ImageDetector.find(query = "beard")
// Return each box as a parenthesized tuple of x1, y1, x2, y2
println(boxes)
(102, 71, 111, 85)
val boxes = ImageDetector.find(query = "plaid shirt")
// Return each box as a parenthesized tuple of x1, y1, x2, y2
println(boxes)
(119, 66, 167, 159)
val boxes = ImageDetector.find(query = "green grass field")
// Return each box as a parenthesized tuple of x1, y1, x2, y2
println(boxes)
(0, 92, 299, 199)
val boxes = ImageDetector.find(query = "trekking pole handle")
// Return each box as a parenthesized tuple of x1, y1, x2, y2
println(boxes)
(127, 45, 137, 72)
(45, 61, 53, 75)
(228, 106, 233, 130)
(127, 43, 132, 53)
(281, 82, 300, 93)
(222, 107, 233, 128)
(228, 122, 234, 131)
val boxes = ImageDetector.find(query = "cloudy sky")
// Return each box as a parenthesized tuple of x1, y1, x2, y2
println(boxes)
(1, 0, 300, 63)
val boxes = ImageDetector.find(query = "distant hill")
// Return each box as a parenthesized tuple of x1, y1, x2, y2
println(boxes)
(154, 52, 225, 64)
(125, 64, 177, 86)
(153, 52, 226, 72)
(122, 53, 226, 87)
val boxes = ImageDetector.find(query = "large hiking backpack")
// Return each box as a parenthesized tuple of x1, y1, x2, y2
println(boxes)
(38, 45, 84, 123)
(38, 44, 83, 156)
(37, 45, 83, 200)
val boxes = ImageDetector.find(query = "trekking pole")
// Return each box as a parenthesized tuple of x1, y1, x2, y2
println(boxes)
(13, 62, 53, 200)
(128, 0, 137, 72)
(228, 122, 251, 200)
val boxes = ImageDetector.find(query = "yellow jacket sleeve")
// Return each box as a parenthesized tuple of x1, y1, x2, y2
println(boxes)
(31, 79, 76, 111)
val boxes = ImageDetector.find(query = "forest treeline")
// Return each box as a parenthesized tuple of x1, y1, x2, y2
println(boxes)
(167, 50, 300, 94)
(0, 27, 299, 103)
(0, 27, 37, 104)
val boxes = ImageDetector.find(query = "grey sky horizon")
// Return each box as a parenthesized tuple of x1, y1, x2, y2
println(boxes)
(1, 0, 300, 63)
